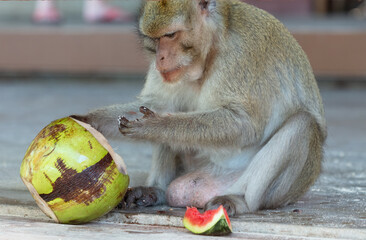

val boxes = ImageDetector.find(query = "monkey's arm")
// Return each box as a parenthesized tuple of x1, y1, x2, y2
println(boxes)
(119, 106, 260, 149)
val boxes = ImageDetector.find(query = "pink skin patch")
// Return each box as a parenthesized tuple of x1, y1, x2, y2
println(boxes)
(166, 172, 229, 208)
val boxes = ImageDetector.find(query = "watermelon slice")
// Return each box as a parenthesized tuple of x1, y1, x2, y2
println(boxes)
(183, 205, 232, 236)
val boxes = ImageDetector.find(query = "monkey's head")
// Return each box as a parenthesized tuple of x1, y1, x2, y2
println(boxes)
(139, 0, 217, 83)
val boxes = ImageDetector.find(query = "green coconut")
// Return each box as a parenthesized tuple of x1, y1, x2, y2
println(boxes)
(20, 117, 129, 224)
(183, 205, 232, 236)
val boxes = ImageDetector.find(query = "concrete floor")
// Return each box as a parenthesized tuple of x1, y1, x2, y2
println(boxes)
(0, 77, 365, 239)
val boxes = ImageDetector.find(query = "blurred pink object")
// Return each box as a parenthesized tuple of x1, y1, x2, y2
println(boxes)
(32, 0, 61, 24)
(83, 0, 133, 23)
(33, 0, 133, 24)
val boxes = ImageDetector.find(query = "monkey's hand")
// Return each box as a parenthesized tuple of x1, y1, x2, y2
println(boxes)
(118, 187, 166, 209)
(118, 106, 158, 139)
(70, 114, 90, 124)
(70, 113, 106, 133)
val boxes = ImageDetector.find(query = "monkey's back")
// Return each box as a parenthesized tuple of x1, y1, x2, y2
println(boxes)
(216, 0, 326, 138)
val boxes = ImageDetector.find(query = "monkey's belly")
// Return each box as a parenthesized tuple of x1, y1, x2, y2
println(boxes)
(166, 172, 231, 208)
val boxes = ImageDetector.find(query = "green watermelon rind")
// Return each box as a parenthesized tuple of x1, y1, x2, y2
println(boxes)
(202, 217, 232, 236)
(183, 206, 232, 236)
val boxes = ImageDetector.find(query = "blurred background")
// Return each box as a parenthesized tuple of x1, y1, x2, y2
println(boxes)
(0, 0, 366, 190)
(0, 0, 365, 79)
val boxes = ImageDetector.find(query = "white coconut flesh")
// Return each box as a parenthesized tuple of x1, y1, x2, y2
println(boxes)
(72, 118, 128, 175)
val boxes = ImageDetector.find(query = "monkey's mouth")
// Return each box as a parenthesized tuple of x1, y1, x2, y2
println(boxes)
(160, 67, 184, 83)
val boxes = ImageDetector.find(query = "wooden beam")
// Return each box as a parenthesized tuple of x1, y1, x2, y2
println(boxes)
(0, 26, 365, 77)
(294, 31, 366, 77)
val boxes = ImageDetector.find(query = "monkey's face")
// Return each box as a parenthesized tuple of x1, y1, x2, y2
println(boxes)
(142, 28, 204, 84)
(139, 0, 215, 84)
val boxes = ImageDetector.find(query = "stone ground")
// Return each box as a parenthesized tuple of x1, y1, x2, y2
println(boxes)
(0, 77, 365, 239)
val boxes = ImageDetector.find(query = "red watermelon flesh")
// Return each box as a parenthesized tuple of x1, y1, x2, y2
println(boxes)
(183, 205, 232, 235)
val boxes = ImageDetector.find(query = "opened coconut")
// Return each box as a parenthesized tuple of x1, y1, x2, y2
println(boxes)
(20, 117, 129, 224)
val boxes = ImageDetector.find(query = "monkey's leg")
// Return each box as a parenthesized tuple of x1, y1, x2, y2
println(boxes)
(146, 144, 178, 189)
(123, 144, 178, 208)
(205, 112, 323, 215)
(262, 115, 323, 209)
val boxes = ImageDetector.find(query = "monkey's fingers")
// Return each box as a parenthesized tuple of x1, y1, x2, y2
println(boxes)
(135, 189, 159, 207)
(140, 106, 155, 118)
(118, 116, 130, 128)
(123, 187, 143, 209)
(70, 114, 89, 123)
(116, 187, 133, 209)
(123, 187, 163, 209)
(125, 187, 157, 209)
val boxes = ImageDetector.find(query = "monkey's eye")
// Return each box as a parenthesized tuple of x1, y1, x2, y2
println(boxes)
(164, 32, 177, 39)
(143, 37, 157, 54)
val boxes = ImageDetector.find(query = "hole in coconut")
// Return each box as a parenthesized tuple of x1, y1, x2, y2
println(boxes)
(71, 118, 128, 175)
(21, 177, 59, 223)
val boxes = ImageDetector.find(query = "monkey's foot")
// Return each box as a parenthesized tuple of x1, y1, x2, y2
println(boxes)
(120, 187, 166, 209)
(204, 195, 249, 217)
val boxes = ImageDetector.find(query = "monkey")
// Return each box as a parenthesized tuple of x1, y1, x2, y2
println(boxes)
(72, 0, 326, 216)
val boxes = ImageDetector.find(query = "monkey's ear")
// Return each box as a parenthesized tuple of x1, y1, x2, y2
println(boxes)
(198, 0, 216, 16)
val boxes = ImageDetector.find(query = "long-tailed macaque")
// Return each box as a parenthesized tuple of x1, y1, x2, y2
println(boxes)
(72, 0, 326, 216)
